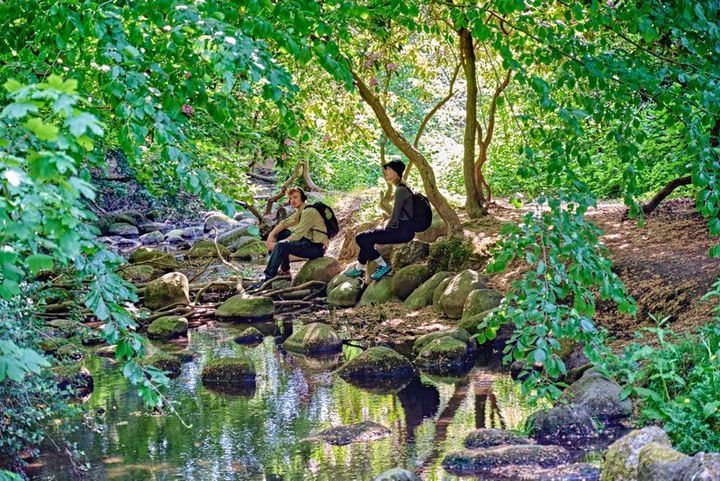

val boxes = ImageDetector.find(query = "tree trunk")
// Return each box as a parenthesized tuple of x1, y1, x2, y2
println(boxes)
(459, 27, 486, 218)
(301, 157, 324, 192)
(352, 71, 463, 236)
(379, 135, 393, 216)
(641, 175, 692, 215)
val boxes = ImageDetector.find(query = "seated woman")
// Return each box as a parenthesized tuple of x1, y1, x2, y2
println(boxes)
(255, 187, 328, 286)
(345, 160, 414, 280)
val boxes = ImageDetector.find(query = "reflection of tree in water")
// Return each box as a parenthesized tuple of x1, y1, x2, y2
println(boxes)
(490, 374, 548, 431)
(397, 377, 440, 442)
(475, 371, 505, 430)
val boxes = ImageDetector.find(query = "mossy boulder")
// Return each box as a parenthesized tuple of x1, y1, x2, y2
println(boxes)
(432, 277, 453, 314)
(427, 236, 472, 273)
(637, 442, 688, 481)
(528, 404, 598, 442)
(327, 272, 349, 293)
(201, 357, 256, 387)
(231, 238, 267, 259)
(327, 278, 364, 308)
(464, 429, 533, 449)
(283, 322, 342, 355)
(120, 265, 156, 284)
(234, 327, 264, 345)
(442, 444, 571, 475)
(462, 289, 503, 320)
(139, 230, 164, 245)
(601, 427, 671, 481)
(458, 309, 494, 336)
(137, 221, 166, 234)
(412, 329, 477, 373)
(292, 257, 342, 287)
(147, 316, 188, 340)
(338, 346, 414, 382)
(142, 352, 182, 378)
(181, 226, 204, 239)
(414, 214, 447, 244)
(144, 272, 190, 311)
(227, 235, 258, 252)
(359, 277, 394, 306)
(436, 269, 488, 319)
(308, 421, 391, 446)
(403, 271, 452, 309)
(108, 222, 139, 237)
(203, 212, 237, 232)
(215, 294, 274, 322)
(188, 239, 231, 259)
(128, 247, 178, 270)
(391, 264, 431, 300)
(52, 363, 94, 397)
(561, 369, 632, 421)
(389, 240, 430, 270)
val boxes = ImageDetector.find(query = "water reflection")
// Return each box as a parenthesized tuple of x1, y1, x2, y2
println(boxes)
(32, 321, 543, 481)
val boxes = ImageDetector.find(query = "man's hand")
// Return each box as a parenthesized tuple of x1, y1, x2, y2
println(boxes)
(264, 240, 276, 252)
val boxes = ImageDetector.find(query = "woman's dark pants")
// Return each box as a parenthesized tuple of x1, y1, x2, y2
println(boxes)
(355, 225, 415, 265)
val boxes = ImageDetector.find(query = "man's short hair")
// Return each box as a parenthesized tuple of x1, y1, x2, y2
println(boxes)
(287, 186, 307, 201)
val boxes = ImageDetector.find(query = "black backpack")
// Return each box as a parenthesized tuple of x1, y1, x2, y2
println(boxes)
(307, 202, 340, 239)
(404, 187, 432, 232)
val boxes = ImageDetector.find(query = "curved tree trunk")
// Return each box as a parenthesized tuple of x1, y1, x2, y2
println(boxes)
(459, 27, 487, 218)
(379, 135, 393, 216)
(352, 71, 463, 236)
(301, 156, 324, 192)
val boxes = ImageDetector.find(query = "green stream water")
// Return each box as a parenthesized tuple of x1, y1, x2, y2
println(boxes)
(31, 321, 544, 481)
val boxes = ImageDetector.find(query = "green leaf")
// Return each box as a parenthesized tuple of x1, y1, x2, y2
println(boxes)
(1, 102, 38, 119)
(703, 401, 720, 418)
(66, 112, 104, 136)
(24, 118, 59, 141)
(3, 79, 24, 93)
(26, 254, 54, 275)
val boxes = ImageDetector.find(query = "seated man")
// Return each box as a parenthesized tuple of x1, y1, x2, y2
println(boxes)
(255, 186, 328, 286)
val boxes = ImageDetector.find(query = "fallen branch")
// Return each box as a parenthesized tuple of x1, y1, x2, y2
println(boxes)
(193, 280, 240, 305)
(264, 280, 326, 298)
(248, 171, 278, 183)
(247, 275, 291, 294)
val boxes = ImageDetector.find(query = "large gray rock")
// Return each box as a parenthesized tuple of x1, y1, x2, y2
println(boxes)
(307, 421, 391, 446)
(139, 230, 164, 245)
(442, 444, 571, 475)
(181, 226, 204, 239)
(327, 278, 364, 307)
(283, 322, 342, 355)
(637, 442, 688, 481)
(464, 429, 533, 449)
(403, 271, 452, 309)
(389, 240, 430, 270)
(372, 468, 420, 481)
(561, 369, 632, 421)
(528, 404, 598, 442)
(458, 309, 496, 336)
(226, 235, 257, 251)
(203, 212, 237, 232)
(359, 277, 394, 306)
(391, 264, 431, 300)
(144, 272, 190, 310)
(293, 257, 342, 286)
(461, 289, 503, 319)
(215, 294, 274, 321)
(601, 427, 671, 481)
(436, 270, 488, 319)
(137, 221, 166, 235)
(108, 222, 139, 237)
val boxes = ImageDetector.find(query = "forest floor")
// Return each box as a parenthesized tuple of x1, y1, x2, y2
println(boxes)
(301, 193, 719, 351)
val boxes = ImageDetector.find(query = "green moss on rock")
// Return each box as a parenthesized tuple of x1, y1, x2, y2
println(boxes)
(188, 239, 230, 259)
(327, 278, 364, 307)
(144, 272, 190, 311)
(283, 322, 341, 355)
(391, 264, 431, 300)
(462, 289, 503, 320)
(201, 357, 256, 386)
(147, 316, 188, 340)
(338, 346, 414, 381)
(231, 239, 267, 259)
(292, 256, 342, 286)
(128, 247, 178, 270)
(216, 295, 274, 322)
(359, 277, 394, 306)
(120, 265, 157, 283)
(234, 327, 264, 345)
(404, 271, 452, 310)
(142, 352, 182, 378)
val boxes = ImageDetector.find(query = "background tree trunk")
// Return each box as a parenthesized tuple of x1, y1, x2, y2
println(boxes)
(460, 28, 487, 218)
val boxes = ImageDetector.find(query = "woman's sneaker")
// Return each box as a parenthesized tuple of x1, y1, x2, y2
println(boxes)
(344, 266, 364, 277)
(370, 264, 392, 280)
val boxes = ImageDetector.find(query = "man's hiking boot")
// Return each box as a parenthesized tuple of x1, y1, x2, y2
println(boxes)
(344, 266, 364, 278)
(370, 264, 392, 281)
(278, 267, 291, 277)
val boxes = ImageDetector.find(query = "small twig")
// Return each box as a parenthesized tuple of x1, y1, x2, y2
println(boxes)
(247, 275, 291, 294)
(146, 307, 193, 322)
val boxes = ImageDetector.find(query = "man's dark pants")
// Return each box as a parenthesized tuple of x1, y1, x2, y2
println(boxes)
(264, 229, 325, 279)
(355, 224, 415, 265)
